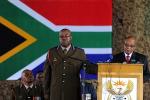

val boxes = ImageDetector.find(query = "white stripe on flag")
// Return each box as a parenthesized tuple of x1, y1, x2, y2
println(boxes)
(7, 48, 111, 80)
(84, 48, 112, 54)
(8, 0, 112, 32)
(7, 53, 47, 80)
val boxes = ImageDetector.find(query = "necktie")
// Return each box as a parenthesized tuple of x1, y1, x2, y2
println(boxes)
(27, 87, 32, 99)
(63, 49, 67, 54)
(27, 87, 31, 93)
(126, 56, 130, 63)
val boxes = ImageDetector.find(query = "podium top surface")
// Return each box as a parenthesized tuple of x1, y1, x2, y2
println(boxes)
(97, 63, 143, 73)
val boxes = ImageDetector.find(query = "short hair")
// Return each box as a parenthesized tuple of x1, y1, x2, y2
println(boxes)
(22, 69, 32, 74)
(60, 28, 71, 33)
(36, 71, 43, 80)
(125, 35, 136, 41)
(21, 69, 33, 78)
(36, 71, 43, 77)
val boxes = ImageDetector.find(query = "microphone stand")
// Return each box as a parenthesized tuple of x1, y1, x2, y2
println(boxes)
(81, 63, 87, 100)
(67, 56, 97, 100)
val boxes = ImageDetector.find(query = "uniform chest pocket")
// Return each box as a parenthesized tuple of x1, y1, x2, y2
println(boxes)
(51, 58, 62, 68)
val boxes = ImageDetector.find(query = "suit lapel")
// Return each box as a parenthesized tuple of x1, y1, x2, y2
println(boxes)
(20, 85, 29, 96)
(130, 52, 137, 62)
(121, 52, 126, 62)
(57, 46, 64, 58)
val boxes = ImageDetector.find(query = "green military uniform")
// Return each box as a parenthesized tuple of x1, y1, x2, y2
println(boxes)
(44, 45, 97, 100)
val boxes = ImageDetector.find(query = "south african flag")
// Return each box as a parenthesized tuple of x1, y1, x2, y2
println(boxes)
(0, 0, 112, 80)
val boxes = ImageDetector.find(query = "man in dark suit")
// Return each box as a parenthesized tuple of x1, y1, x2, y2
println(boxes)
(12, 69, 44, 100)
(43, 28, 97, 100)
(112, 35, 150, 82)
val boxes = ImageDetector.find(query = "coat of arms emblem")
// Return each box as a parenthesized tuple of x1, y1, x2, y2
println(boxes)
(103, 79, 134, 100)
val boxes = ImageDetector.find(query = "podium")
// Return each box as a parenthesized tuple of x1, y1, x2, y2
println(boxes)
(97, 63, 143, 100)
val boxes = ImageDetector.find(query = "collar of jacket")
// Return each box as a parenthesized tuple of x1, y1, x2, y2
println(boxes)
(19, 82, 37, 88)
(57, 44, 75, 50)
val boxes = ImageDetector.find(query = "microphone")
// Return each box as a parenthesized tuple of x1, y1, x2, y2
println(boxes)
(105, 55, 113, 63)
(123, 59, 139, 64)
(131, 59, 136, 64)
(123, 59, 136, 64)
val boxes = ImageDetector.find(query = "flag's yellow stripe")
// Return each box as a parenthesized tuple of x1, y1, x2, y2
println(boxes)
(0, 16, 37, 63)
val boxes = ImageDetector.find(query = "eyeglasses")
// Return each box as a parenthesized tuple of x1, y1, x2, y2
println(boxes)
(124, 43, 135, 48)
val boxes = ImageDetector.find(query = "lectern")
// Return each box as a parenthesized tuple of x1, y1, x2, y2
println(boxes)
(97, 63, 143, 100)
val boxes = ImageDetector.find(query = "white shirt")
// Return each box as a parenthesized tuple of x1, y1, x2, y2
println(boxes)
(124, 52, 133, 60)
(24, 84, 33, 89)
(61, 44, 71, 52)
